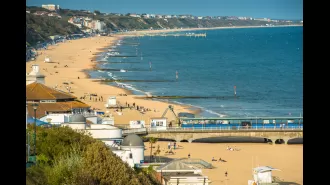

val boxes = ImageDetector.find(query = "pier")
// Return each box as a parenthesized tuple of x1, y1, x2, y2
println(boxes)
(131, 33, 207, 38)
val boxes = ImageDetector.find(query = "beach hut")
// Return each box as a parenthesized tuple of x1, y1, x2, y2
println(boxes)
(150, 117, 167, 130)
(248, 166, 280, 185)
(129, 120, 145, 129)
(105, 96, 117, 108)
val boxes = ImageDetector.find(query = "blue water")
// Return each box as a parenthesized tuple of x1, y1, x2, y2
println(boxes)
(90, 26, 303, 117)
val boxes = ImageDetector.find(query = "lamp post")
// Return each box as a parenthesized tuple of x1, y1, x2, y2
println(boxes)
(32, 103, 39, 157)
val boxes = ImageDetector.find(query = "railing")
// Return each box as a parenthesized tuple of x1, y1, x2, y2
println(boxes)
(146, 126, 303, 132)
(122, 128, 147, 134)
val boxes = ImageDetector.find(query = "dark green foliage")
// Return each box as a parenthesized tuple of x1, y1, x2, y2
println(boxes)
(26, 126, 160, 185)
(26, 13, 82, 46)
(26, 6, 300, 46)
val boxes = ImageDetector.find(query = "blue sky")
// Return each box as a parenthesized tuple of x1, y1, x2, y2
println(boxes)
(26, 0, 303, 20)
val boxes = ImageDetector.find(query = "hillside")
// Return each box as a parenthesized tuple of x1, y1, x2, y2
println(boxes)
(26, 12, 82, 46)
(26, 7, 302, 46)
(26, 126, 160, 185)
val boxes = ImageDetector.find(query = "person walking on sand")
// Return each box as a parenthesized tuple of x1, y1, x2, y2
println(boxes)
(188, 153, 191, 158)
(225, 171, 228, 177)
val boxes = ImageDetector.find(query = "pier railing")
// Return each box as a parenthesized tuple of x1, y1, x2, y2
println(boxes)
(122, 128, 147, 135)
(122, 126, 303, 134)
(147, 126, 303, 132)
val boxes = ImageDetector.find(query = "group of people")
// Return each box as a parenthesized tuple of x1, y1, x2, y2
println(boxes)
(79, 94, 104, 102)
(212, 157, 227, 162)
(167, 142, 177, 150)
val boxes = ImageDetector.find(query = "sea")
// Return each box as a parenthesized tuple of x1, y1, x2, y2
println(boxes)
(90, 26, 303, 118)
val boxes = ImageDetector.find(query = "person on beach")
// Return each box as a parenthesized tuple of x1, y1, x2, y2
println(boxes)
(174, 142, 176, 149)
(168, 142, 171, 149)
(225, 171, 228, 177)
(188, 153, 191, 158)
(133, 102, 135, 107)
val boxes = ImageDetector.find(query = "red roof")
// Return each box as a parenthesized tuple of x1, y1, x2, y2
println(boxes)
(26, 82, 76, 100)
(27, 101, 90, 118)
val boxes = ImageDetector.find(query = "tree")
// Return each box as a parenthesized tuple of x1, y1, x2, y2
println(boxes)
(26, 126, 157, 185)
(153, 145, 161, 162)
(94, 10, 101, 15)
(149, 137, 158, 162)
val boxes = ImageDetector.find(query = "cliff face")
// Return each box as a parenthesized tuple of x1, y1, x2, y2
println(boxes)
(26, 7, 301, 45)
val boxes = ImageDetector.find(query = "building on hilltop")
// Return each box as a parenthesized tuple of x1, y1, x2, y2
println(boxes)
(26, 64, 45, 85)
(41, 4, 60, 11)
(26, 82, 91, 124)
(112, 134, 145, 168)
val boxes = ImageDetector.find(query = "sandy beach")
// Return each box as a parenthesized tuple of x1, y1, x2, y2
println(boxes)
(144, 141, 303, 185)
(26, 27, 303, 185)
(26, 35, 198, 126)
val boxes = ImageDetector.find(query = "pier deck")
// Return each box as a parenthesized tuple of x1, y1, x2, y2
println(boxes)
(130, 33, 207, 37)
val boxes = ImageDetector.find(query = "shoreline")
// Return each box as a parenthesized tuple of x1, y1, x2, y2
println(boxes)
(119, 24, 302, 36)
(84, 35, 205, 117)
(27, 36, 201, 126)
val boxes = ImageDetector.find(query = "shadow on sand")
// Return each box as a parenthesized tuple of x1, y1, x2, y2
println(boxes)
(273, 176, 301, 185)
(278, 182, 300, 185)
(144, 155, 175, 163)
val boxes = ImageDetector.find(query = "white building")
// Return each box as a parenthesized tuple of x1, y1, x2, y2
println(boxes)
(62, 114, 123, 146)
(92, 20, 106, 32)
(112, 134, 145, 168)
(42, 4, 60, 11)
(248, 166, 280, 185)
(62, 115, 144, 168)
(26, 65, 45, 85)
(129, 120, 145, 128)
(150, 117, 167, 130)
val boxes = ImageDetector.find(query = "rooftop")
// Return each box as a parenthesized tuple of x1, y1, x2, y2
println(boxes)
(121, 134, 144, 147)
(157, 158, 213, 172)
(27, 101, 90, 118)
(181, 117, 303, 121)
(26, 82, 76, 100)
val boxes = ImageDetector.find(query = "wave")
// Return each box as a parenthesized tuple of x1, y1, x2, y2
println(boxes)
(170, 100, 226, 117)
